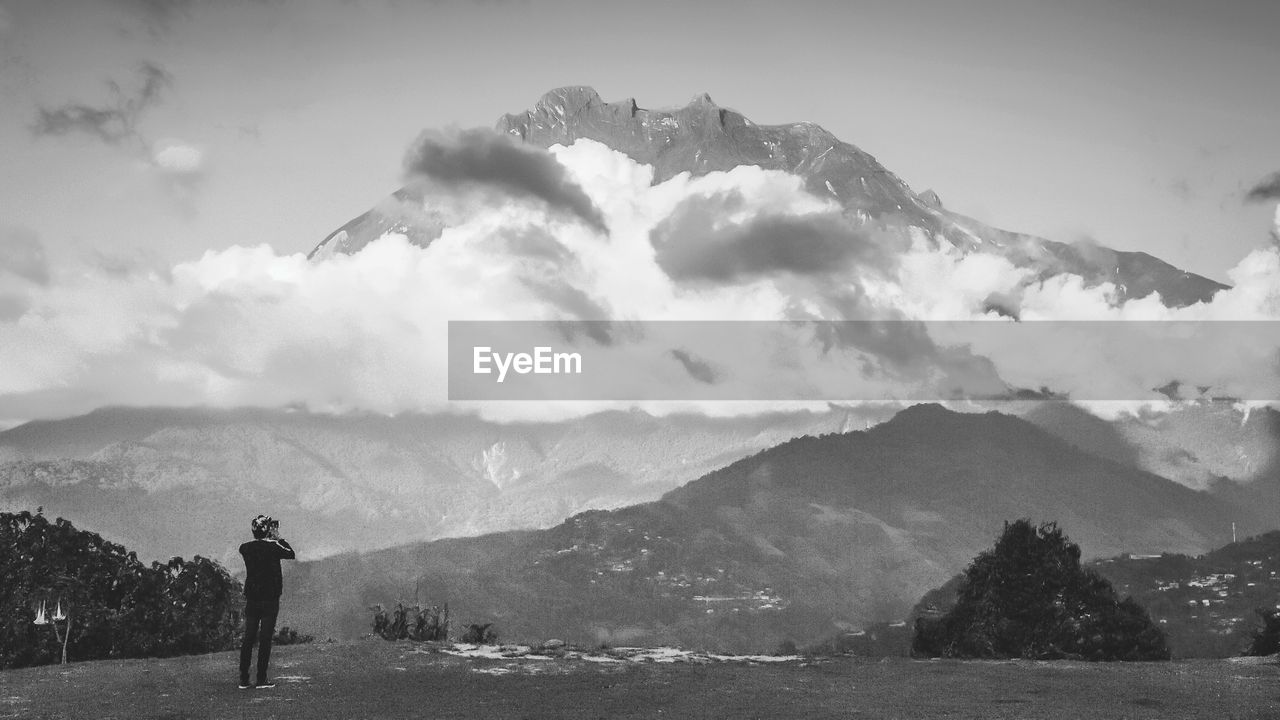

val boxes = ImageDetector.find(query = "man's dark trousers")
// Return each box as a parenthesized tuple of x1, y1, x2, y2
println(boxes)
(240, 599, 279, 685)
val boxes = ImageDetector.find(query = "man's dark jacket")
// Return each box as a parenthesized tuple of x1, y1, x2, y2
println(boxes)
(238, 539, 296, 601)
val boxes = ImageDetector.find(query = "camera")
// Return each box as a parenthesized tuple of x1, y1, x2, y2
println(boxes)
(252, 514, 280, 539)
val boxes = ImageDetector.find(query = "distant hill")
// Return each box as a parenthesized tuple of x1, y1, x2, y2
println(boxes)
(282, 404, 1239, 652)
(0, 405, 881, 564)
(1093, 532, 1280, 658)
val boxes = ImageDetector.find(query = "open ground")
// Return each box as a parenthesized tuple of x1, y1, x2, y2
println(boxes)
(3, 641, 1280, 719)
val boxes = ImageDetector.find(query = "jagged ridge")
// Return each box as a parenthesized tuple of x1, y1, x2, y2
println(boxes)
(312, 87, 1227, 307)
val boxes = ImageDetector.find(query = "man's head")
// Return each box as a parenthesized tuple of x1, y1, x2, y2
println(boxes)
(251, 514, 278, 540)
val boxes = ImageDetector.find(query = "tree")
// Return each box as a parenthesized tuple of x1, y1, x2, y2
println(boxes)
(1244, 608, 1280, 656)
(912, 519, 1170, 661)
(1, 510, 242, 669)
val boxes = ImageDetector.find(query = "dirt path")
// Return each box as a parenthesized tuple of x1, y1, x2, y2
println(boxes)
(3, 642, 1279, 719)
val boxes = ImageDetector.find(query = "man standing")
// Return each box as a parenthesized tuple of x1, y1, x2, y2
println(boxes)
(238, 514, 296, 689)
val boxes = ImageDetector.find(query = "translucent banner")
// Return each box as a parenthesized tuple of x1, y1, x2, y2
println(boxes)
(447, 320, 1280, 402)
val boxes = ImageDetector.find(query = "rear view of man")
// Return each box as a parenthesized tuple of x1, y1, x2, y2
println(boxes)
(238, 514, 296, 689)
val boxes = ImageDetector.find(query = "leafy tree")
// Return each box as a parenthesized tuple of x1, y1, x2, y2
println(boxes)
(1, 510, 242, 669)
(912, 519, 1170, 661)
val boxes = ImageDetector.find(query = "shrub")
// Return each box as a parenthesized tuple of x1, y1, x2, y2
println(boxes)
(461, 623, 497, 644)
(1244, 608, 1280, 656)
(911, 519, 1170, 661)
(410, 604, 449, 642)
(370, 602, 448, 642)
(272, 626, 314, 645)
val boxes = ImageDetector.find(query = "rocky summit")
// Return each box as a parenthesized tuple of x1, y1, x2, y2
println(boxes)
(496, 87, 926, 223)
(311, 87, 1226, 307)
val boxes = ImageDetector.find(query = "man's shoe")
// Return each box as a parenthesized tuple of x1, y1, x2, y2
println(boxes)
(238, 682, 252, 689)
(256, 681, 276, 689)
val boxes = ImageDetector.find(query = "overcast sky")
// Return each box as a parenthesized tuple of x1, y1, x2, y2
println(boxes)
(0, 0, 1276, 280)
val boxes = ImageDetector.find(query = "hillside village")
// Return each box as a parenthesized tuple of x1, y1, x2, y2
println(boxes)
(1094, 532, 1280, 657)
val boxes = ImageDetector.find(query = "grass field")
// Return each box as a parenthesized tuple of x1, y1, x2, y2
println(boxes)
(3, 641, 1279, 720)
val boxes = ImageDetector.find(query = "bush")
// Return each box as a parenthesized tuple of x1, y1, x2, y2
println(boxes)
(911, 519, 1170, 661)
(370, 602, 448, 642)
(1244, 609, 1280, 656)
(272, 626, 314, 645)
(411, 604, 449, 642)
(460, 623, 497, 644)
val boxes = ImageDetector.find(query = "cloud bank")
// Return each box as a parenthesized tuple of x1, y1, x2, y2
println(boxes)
(4, 139, 1280, 423)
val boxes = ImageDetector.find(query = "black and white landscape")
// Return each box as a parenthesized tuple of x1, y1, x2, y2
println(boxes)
(3, 1, 1280, 717)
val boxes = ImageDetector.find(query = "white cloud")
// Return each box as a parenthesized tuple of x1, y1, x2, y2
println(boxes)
(152, 139, 204, 174)
(5, 138, 1280, 422)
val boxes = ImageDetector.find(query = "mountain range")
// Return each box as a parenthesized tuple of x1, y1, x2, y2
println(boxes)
(311, 87, 1226, 308)
(1019, 401, 1280, 491)
(0, 405, 888, 564)
(4, 400, 1274, 567)
(278, 405, 1246, 652)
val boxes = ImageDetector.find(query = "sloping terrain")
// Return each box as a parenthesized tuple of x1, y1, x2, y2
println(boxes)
(1021, 401, 1280, 493)
(282, 405, 1239, 652)
(1094, 531, 1280, 658)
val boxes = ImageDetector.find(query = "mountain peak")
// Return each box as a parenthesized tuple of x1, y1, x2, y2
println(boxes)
(890, 402, 956, 419)
(493, 88, 917, 201)
(533, 86, 604, 116)
(882, 402, 970, 426)
(877, 403, 1020, 435)
(689, 91, 718, 107)
(315, 88, 1229, 308)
